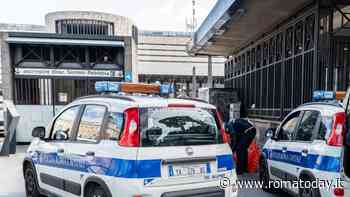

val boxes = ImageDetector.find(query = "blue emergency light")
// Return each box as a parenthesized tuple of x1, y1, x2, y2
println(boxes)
(312, 90, 335, 101)
(95, 81, 120, 93)
(95, 81, 174, 95)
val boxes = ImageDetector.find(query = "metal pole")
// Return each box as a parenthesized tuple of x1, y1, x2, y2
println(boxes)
(208, 55, 213, 88)
(192, 66, 197, 98)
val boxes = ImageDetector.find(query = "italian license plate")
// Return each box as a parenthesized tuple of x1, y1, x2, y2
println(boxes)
(169, 163, 209, 177)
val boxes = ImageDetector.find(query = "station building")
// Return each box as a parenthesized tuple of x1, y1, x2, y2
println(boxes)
(189, 0, 350, 122)
(0, 11, 224, 142)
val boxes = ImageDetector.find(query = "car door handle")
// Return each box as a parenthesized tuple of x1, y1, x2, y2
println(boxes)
(85, 151, 95, 157)
(57, 148, 64, 154)
(282, 147, 287, 153)
(301, 149, 308, 157)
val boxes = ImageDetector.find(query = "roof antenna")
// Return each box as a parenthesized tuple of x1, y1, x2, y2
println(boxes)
(186, 0, 197, 34)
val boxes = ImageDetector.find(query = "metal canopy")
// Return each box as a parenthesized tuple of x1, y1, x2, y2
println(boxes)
(189, 0, 313, 56)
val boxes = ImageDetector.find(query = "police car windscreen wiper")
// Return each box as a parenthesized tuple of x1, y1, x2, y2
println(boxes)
(142, 132, 217, 147)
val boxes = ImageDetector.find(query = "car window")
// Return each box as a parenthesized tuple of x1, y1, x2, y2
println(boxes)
(76, 105, 106, 142)
(52, 106, 80, 141)
(294, 110, 320, 142)
(140, 107, 222, 147)
(104, 112, 124, 140)
(277, 111, 300, 141)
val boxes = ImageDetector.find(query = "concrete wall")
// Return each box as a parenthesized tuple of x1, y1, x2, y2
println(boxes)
(45, 11, 135, 37)
(0, 23, 46, 33)
(0, 32, 12, 100)
(137, 32, 225, 77)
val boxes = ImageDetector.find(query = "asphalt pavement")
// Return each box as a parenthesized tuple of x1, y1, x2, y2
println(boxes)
(0, 146, 290, 197)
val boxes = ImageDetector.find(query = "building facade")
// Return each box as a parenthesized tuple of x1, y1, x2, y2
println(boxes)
(137, 30, 225, 97)
(189, 0, 350, 121)
(0, 11, 224, 142)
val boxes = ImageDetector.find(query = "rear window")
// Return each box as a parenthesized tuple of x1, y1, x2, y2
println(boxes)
(140, 107, 222, 147)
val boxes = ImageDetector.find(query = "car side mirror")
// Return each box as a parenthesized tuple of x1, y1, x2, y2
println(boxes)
(54, 130, 69, 141)
(266, 128, 277, 140)
(32, 127, 46, 139)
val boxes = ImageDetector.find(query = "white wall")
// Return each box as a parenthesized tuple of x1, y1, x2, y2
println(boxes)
(137, 33, 225, 77)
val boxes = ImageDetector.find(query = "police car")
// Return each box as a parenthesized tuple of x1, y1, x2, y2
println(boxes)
(23, 82, 237, 197)
(260, 91, 346, 197)
(341, 88, 350, 197)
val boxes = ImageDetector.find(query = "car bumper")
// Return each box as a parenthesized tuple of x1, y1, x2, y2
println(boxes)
(106, 173, 238, 197)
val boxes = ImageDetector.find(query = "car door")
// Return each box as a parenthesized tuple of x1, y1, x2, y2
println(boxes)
(267, 111, 302, 181)
(34, 105, 82, 195)
(288, 110, 320, 193)
(342, 88, 350, 193)
(61, 104, 108, 197)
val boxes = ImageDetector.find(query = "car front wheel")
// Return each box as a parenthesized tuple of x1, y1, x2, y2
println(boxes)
(86, 184, 108, 197)
(24, 166, 42, 197)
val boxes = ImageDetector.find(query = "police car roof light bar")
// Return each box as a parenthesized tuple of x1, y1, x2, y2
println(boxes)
(95, 81, 174, 95)
(312, 90, 335, 102)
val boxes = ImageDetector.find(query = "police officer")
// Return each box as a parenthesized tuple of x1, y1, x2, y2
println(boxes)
(226, 118, 256, 175)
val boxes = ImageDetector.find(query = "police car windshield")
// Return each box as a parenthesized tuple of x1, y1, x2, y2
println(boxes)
(140, 107, 221, 147)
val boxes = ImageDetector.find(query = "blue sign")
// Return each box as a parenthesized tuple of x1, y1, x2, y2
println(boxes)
(95, 81, 120, 93)
(313, 91, 335, 101)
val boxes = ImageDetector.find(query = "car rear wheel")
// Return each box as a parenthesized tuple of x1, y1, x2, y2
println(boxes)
(24, 166, 42, 197)
(298, 176, 321, 197)
(86, 184, 108, 197)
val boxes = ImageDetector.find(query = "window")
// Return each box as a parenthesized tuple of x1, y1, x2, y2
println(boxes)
(140, 108, 221, 147)
(105, 112, 124, 140)
(77, 105, 106, 142)
(304, 15, 315, 50)
(294, 111, 319, 142)
(277, 111, 300, 141)
(52, 106, 80, 140)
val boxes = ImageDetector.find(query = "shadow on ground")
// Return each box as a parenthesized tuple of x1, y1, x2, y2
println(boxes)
(237, 173, 292, 197)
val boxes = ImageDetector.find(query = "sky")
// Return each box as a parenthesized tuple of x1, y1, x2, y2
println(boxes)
(0, 0, 217, 32)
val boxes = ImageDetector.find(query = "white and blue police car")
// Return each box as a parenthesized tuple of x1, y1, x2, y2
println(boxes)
(260, 91, 346, 197)
(23, 82, 237, 197)
(341, 88, 350, 197)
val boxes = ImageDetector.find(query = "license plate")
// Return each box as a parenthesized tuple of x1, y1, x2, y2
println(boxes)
(168, 163, 209, 177)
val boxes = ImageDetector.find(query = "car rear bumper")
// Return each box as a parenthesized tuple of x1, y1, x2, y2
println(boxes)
(106, 173, 238, 197)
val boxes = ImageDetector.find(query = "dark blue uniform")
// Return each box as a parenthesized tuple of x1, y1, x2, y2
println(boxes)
(226, 118, 256, 174)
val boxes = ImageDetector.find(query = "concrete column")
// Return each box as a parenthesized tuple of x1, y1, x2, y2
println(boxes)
(192, 66, 197, 98)
(208, 55, 213, 88)
(1, 33, 14, 100)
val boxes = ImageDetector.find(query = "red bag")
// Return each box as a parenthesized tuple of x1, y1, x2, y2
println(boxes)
(247, 139, 261, 173)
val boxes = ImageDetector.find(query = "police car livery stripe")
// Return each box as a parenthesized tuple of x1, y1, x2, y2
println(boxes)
(30, 152, 234, 179)
(263, 149, 340, 172)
